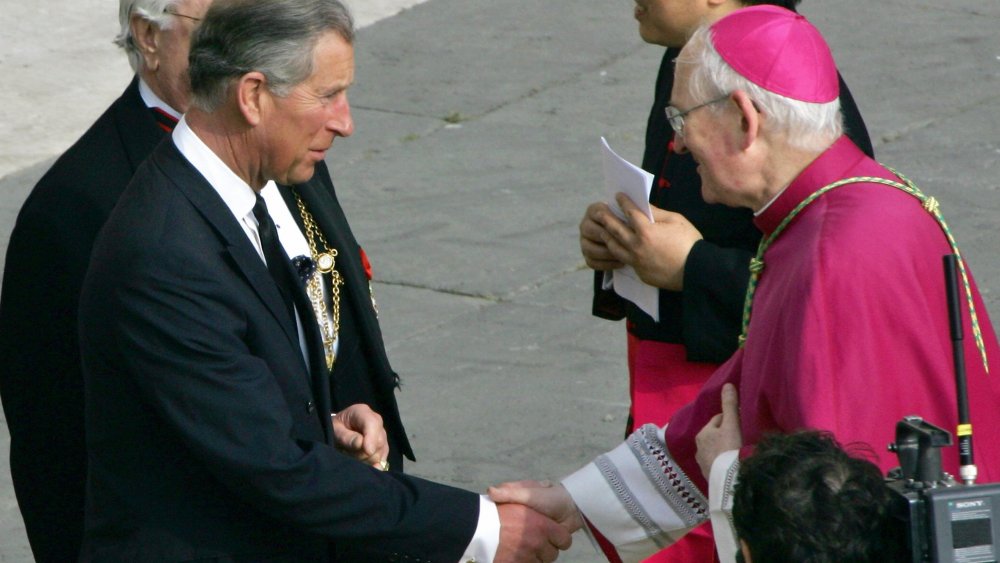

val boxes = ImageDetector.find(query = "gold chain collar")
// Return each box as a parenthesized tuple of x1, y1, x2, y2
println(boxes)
(293, 191, 343, 371)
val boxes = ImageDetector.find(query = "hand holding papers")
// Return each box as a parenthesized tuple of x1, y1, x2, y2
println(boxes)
(600, 137, 660, 321)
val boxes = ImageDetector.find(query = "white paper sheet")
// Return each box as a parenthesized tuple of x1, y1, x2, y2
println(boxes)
(600, 137, 660, 321)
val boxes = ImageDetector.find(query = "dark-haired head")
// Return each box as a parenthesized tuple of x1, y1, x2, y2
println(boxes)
(733, 430, 907, 563)
(188, 0, 354, 111)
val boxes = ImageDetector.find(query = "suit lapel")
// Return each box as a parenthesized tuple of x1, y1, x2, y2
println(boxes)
(152, 142, 304, 357)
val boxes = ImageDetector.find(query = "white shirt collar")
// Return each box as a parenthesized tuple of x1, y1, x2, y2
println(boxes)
(754, 184, 790, 217)
(171, 117, 311, 259)
(138, 78, 182, 120)
(262, 184, 312, 258)
(172, 116, 258, 222)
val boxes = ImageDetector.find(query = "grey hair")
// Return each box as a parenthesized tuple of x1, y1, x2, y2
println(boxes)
(188, 0, 355, 112)
(114, 0, 183, 72)
(678, 24, 843, 152)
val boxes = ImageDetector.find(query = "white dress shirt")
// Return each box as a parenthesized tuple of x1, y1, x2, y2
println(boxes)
(138, 79, 181, 120)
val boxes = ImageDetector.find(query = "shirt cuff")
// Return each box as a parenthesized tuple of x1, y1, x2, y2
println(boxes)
(708, 449, 740, 563)
(459, 495, 500, 562)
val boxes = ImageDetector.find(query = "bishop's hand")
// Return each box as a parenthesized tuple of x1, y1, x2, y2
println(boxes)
(695, 383, 742, 479)
(488, 480, 584, 534)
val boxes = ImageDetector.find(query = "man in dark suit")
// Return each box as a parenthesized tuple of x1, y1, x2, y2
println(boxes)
(78, 0, 571, 560)
(0, 1, 209, 560)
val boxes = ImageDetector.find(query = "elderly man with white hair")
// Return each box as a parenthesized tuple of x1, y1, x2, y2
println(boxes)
(0, 1, 208, 560)
(491, 6, 1000, 562)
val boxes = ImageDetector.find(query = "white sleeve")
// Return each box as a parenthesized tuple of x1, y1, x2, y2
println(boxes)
(458, 495, 501, 562)
(561, 424, 709, 563)
(708, 450, 741, 563)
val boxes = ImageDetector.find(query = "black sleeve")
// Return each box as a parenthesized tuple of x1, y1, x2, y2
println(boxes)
(592, 270, 627, 321)
(679, 240, 754, 362)
(838, 71, 875, 158)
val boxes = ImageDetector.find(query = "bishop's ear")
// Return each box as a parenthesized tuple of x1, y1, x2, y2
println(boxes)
(732, 90, 761, 150)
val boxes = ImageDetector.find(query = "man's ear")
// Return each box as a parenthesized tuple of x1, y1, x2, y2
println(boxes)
(732, 90, 760, 151)
(236, 72, 269, 126)
(130, 15, 161, 71)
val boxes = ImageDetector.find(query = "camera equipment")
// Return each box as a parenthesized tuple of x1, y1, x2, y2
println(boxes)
(887, 255, 1000, 562)
(887, 417, 1000, 562)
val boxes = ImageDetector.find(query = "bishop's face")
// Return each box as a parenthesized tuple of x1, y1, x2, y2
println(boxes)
(670, 65, 746, 208)
(633, 0, 713, 47)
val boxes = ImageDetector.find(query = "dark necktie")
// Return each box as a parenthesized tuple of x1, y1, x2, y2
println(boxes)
(252, 194, 296, 323)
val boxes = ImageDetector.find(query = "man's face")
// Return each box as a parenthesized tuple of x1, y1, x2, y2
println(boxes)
(259, 31, 355, 186)
(633, 0, 711, 47)
(147, 0, 211, 112)
(670, 63, 742, 206)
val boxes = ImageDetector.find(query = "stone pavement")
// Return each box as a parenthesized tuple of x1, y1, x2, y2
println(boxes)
(1, 0, 999, 560)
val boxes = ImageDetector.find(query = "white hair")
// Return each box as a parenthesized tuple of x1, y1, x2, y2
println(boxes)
(114, 0, 183, 72)
(678, 24, 843, 152)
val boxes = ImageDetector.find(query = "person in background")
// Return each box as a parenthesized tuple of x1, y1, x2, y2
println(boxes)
(0, 1, 209, 559)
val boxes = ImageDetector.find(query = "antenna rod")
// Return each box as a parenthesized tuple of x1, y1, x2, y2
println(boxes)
(944, 254, 976, 485)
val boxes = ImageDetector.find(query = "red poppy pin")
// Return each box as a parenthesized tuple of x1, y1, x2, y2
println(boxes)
(359, 247, 373, 281)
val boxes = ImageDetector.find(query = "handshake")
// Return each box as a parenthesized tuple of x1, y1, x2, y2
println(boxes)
(485, 382, 742, 562)
(487, 479, 583, 563)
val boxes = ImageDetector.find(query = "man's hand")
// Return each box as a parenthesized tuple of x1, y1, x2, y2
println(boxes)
(493, 502, 573, 563)
(488, 480, 583, 533)
(600, 194, 703, 291)
(579, 202, 625, 271)
(332, 404, 389, 470)
(695, 383, 742, 479)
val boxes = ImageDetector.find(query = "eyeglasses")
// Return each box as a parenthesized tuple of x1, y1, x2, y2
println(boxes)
(165, 9, 202, 23)
(664, 94, 730, 137)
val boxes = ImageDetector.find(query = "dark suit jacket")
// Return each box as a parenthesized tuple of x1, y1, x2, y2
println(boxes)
(0, 77, 164, 562)
(78, 138, 478, 562)
(592, 48, 875, 363)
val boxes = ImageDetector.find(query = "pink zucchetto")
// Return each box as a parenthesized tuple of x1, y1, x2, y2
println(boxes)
(710, 5, 838, 103)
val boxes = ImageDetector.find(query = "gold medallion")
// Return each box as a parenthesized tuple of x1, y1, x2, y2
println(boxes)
(316, 252, 336, 273)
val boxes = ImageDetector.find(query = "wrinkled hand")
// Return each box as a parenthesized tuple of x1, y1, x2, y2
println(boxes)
(600, 194, 703, 291)
(488, 480, 583, 533)
(695, 383, 742, 479)
(493, 502, 573, 563)
(332, 404, 389, 469)
(579, 202, 624, 271)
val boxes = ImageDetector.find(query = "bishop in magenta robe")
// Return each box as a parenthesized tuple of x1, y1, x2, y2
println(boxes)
(506, 6, 1000, 562)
